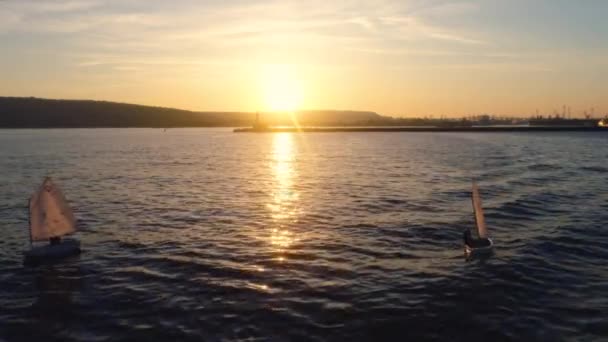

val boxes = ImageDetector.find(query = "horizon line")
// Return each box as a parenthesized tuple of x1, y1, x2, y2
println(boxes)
(1, 95, 605, 119)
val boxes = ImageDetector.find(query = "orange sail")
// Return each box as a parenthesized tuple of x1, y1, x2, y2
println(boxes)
(29, 177, 77, 241)
(471, 182, 488, 239)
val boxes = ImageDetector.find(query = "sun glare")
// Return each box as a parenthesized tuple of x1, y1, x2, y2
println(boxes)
(261, 65, 303, 112)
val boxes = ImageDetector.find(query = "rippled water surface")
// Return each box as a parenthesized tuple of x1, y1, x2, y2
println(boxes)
(1, 129, 608, 341)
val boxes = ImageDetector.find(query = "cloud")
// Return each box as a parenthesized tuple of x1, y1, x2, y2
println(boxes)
(426, 31, 484, 45)
(0, 0, 502, 72)
(0, 0, 483, 42)
(411, 1, 479, 17)
(379, 15, 484, 44)
(20, 0, 101, 13)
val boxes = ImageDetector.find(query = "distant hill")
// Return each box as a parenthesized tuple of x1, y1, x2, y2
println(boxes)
(0, 97, 386, 128)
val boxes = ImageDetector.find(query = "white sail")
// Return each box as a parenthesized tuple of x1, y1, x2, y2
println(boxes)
(471, 181, 488, 239)
(29, 177, 77, 242)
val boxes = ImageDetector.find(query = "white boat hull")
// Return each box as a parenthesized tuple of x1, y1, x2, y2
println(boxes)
(23, 238, 81, 264)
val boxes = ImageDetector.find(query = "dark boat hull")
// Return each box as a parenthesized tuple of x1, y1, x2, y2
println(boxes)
(464, 238, 493, 256)
(23, 238, 81, 265)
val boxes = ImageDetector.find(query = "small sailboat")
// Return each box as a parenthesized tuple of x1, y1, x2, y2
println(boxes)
(23, 177, 81, 265)
(464, 181, 493, 255)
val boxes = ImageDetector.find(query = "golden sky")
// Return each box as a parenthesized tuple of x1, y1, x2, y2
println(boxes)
(0, 0, 607, 117)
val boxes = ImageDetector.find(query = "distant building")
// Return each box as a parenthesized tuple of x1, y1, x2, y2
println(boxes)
(528, 117, 598, 127)
(477, 115, 491, 126)
(252, 112, 269, 131)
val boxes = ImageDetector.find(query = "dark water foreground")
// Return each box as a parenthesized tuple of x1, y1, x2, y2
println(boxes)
(1, 129, 607, 341)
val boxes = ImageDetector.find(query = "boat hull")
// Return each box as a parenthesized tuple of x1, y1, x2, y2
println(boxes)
(464, 238, 493, 256)
(23, 238, 81, 265)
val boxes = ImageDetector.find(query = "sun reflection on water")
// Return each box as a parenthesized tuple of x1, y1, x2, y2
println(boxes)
(268, 133, 300, 258)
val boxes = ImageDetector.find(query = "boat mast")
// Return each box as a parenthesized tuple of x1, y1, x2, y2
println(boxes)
(27, 197, 32, 248)
(471, 184, 478, 236)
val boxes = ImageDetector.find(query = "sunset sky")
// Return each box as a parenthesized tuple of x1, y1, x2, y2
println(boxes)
(1, 0, 606, 117)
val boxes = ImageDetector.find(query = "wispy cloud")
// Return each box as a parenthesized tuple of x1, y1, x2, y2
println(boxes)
(18, 0, 101, 13)
(0, 0, 484, 44)
(379, 15, 484, 44)
(410, 1, 479, 17)
(0, 0, 490, 76)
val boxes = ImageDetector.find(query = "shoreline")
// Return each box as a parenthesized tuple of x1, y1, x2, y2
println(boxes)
(234, 126, 608, 133)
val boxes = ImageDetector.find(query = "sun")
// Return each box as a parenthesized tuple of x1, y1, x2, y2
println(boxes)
(261, 65, 303, 112)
